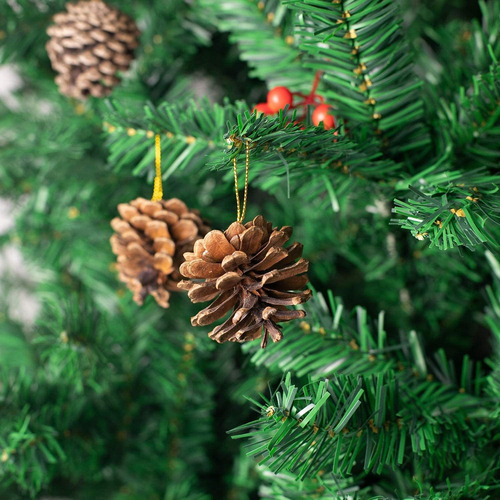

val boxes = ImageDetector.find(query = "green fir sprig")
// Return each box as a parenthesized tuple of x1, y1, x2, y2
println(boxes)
(231, 292, 500, 497)
(288, 0, 431, 163)
(197, 0, 312, 92)
(392, 176, 500, 250)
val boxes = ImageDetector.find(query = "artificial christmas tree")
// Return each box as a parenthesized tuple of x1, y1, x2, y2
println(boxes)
(0, 0, 499, 498)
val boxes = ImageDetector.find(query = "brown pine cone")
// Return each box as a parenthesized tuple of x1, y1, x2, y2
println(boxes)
(178, 215, 311, 348)
(46, 0, 139, 99)
(110, 197, 210, 308)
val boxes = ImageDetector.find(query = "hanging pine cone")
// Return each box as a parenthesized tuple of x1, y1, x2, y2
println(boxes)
(110, 198, 210, 308)
(46, 0, 139, 99)
(178, 216, 311, 348)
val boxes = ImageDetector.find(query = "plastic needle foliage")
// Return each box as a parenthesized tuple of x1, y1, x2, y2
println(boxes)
(0, 0, 499, 499)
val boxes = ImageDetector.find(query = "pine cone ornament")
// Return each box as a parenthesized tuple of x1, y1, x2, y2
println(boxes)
(46, 0, 139, 99)
(110, 198, 210, 308)
(178, 216, 311, 348)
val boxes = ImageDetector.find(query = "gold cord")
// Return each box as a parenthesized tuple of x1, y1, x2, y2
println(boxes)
(233, 139, 250, 223)
(151, 134, 163, 201)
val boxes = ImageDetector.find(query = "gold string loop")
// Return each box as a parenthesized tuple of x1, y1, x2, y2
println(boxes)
(232, 137, 250, 223)
(151, 134, 163, 201)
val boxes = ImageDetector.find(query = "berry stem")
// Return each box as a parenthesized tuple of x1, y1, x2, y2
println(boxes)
(290, 71, 324, 113)
(310, 70, 322, 96)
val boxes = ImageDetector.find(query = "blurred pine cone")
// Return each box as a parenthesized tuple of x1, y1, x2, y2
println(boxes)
(110, 198, 210, 308)
(46, 0, 139, 99)
(178, 215, 311, 348)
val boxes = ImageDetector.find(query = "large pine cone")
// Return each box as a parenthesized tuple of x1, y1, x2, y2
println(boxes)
(46, 0, 139, 99)
(178, 216, 311, 348)
(110, 198, 210, 308)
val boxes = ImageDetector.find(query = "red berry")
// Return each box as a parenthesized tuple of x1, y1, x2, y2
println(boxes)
(267, 86, 293, 112)
(312, 104, 335, 130)
(293, 120, 305, 130)
(253, 102, 274, 115)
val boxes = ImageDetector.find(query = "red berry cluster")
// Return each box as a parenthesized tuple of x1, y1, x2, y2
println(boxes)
(253, 72, 336, 131)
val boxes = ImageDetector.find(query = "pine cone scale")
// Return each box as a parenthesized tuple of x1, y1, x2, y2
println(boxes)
(251, 228, 293, 261)
(171, 220, 199, 245)
(232, 295, 259, 323)
(275, 242, 304, 267)
(236, 327, 262, 343)
(179, 281, 219, 303)
(262, 320, 283, 347)
(270, 274, 309, 291)
(221, 251, 249, 272)
(145, 221, 170, 239)
(269, 309, 305, 322)
(261, 258, 309, 286)
(153, 238, 176, 255)
(154, 211, 180, 226)
(246, 247, 289, 272)
(203, 230, 236, 260)
(210, 312, 254, 343)
(225, 222, 246, 241)
(152, 253, 173, 274)
(192, 290, 239, 326)
(215, 272, 243, 290)
(180, 260, 225, 279)
(239, 226, 264, 255)
(260, 289, 311, 306)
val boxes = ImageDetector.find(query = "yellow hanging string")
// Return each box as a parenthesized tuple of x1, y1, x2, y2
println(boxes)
(233, 139, 250, 223)
(151, 134, 163, 201)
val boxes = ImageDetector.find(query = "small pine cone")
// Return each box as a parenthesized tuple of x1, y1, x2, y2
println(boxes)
(46, 0, 140, 99)
(178, 215, 311, 348)
(110, 197, 210, 308)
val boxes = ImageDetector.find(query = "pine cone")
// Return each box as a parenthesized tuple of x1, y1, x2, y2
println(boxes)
(178, 216, 311, 348)
(46, 0, 139, 99)
(110, 197, 210, 308)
